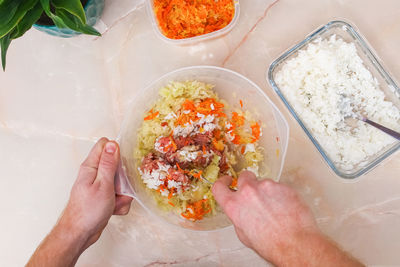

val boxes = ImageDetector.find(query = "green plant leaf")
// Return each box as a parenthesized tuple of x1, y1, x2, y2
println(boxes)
(0, 32, 11, 71)
(39, 0, 51, 17)
(0, 0, 38, 39)
(55, 9, 101, 36)
(40, 0, 69, 29)
(0, 0, 22, 28)
(52, 0, 86, 24)
(11, 1, 43, 39)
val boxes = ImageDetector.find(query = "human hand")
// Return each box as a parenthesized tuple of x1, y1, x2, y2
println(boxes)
(59, 138, 133, 249)
(27, 138, 134, 267)
(212, 171, 363, 267)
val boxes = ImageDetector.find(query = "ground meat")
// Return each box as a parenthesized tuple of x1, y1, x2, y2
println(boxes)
(164, 150, 178, 164)
(140, 153, 160, 173)
(192, 133, 212, 146)
(168, 168, 189, 184)
(219, 153, 229, 173)
(151, 132, 226, 174)
(155, 136, 176, 154)
(193, 154, 211, 167)
(174, 136, 194, 149)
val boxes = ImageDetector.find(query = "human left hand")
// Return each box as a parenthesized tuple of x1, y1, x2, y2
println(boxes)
(59, 138, 133, 249)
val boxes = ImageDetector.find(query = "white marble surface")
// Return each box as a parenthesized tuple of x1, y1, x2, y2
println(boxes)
(1, 0, 400, 266)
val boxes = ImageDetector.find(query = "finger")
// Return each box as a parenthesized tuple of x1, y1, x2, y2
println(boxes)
(212, 175, 235, 206)
(78, 137, 109, 184)
(95, 141, 120, 186)
(237, 170, 257, 189)
(113, 195, 133, 215)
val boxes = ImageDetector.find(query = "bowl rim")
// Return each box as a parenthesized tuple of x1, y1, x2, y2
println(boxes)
(267, 20, 400, 179)
(117, 65, 290, 232)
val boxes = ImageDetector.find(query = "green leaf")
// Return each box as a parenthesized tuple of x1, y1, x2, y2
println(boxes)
(10, 1, 43, 39)
(0, 0, 22, 28)
(39, 0, 69, 29)
(0, 0, 38, 39)
(55, 9, 100, 36)
(52, 0, 86, 24)
(39, 0, 51, 17)
(1, 33, 11, 71)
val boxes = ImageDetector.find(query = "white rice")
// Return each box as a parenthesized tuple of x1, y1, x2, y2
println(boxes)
(275, 35, 400, 171)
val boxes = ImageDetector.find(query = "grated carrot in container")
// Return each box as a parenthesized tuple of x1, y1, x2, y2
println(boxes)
(154, 0, 235, 40)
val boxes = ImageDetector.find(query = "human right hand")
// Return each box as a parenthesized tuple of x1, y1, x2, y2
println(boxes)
(212, 171, 363, 267)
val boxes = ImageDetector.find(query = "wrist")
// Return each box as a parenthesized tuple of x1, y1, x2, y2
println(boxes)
(27, 215, 90, 267)
(267, 229, 362, 267)
(55, 214, 90, 254)
(266, 228, 324, 267)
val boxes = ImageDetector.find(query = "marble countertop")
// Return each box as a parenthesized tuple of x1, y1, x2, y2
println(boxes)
(1, 0, 400, 266)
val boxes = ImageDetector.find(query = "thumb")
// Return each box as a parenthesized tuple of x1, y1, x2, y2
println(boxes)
(212, 175, 234, 207)
(95, 141, 119, 186)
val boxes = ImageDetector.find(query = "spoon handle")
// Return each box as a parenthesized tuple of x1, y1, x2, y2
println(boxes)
(362, 118, 400, 141)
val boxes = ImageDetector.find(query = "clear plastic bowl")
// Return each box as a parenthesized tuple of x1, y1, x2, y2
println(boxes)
(268, 20, 400, 179)
(146, 0, 240, 45)
(116, 66, 289, 231)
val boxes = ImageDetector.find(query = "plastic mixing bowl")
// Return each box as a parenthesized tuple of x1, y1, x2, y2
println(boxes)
(116, 66, 289, 231)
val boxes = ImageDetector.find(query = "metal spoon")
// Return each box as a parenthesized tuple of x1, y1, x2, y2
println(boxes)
(345, 115, 400, 141)
(340, 95, 400, 141)
(358, 116, 400, 141)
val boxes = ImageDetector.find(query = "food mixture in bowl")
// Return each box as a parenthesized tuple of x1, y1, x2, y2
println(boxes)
(275, 35, 400, 171)
(135, 81, 263, 221)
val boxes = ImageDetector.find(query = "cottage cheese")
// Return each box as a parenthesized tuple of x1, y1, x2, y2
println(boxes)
(275, 35, 400, 170)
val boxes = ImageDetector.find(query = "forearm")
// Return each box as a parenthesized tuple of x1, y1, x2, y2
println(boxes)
(268, 230, 364, 267)
(27, 218, 88, 267)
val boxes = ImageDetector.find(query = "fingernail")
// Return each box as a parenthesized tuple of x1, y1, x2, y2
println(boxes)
(105, 142, 116, 154)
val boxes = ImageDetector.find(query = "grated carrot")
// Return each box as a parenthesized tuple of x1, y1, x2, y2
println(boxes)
(176, 163, 183, 171)
(251, 122, 261, 143)
(231, 112, 245, 127)
(181, 199, 211, 221)
(154, 0, 235, 40)
(175, 98, 226, 126)
(191, 170, 203, 179)
(144, 109, 159, 121)
(231, 177, 238, 188)
(241, 146, 245, 154)
(232, 134, 241, 145)
(168, 201, 175, 206)
(240, 99, 243, 108)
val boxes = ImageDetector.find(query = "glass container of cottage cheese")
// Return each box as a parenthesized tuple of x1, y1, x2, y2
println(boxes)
(268, 20, 400, 179)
